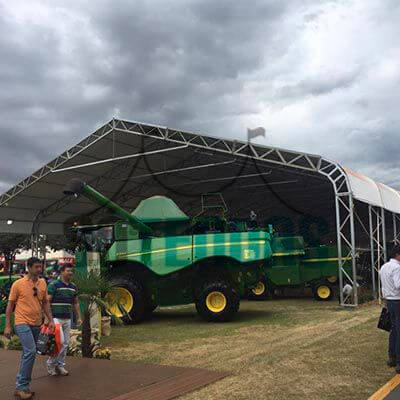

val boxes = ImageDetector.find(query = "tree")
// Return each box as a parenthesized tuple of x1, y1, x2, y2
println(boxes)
(72, 271, 117, 358)
(0, 233, 29, 273)
(42, 234, 78, 254)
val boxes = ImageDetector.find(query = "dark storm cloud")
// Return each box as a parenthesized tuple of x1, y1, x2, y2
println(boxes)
(77, 0, 291, 127)
(0, 0, 293, 193)
(277, 69, 362, 100)
(0, 0, 400, 194)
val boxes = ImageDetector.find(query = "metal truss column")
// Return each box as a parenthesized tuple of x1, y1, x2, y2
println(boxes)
(369, 205, 376, 297)
(318, 158, 360, 306)
(393, 213, 400, 245)
(30, 233, 39, 257)
(382, 208, 387, 263)
(335, 193, 358, 306)
(349, 195, 358, 306)
(369, 205, 387, 300)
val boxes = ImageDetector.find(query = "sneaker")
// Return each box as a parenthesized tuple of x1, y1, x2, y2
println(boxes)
(14, 389, 33, 399)
(56, 366, 69, 376)
(47, 365, 58, 376)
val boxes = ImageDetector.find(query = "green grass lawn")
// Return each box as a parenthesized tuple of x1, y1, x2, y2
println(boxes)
(102, 298, 393, 400)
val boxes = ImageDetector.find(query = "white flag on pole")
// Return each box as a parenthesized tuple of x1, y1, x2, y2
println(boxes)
(247, 127, 266, 141)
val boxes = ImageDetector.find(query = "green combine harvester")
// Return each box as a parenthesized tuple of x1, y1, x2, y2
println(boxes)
(64, 179, 274, 323)
(64, 179, 351, 323)
(250, 237, 352, 301)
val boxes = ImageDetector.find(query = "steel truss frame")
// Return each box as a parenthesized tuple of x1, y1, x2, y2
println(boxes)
(0, 122, 114, 208)
(393, 213, 400, 246)
(368, 206, 387, 300)
(3, 119, 389, 306)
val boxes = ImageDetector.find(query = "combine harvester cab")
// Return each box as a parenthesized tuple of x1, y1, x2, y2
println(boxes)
(64, 179, 274, 323)
(250, 235, 353, 301)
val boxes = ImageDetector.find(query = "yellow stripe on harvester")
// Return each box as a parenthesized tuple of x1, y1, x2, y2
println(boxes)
(117, 240, 266, 259)
(272, 251, 305, 257)
(302, 257, 352, 263)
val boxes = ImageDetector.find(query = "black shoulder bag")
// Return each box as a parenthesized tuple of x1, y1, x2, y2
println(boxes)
(378, 307, 392, 332)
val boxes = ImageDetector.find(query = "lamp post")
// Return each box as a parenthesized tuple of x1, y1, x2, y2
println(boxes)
(6, 220, 13, 285)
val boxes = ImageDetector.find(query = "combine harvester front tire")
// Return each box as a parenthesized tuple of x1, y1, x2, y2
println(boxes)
(313, 282, 334, 301)
(249, 279, 271, 300)
(106, 277, 146, 324)
(196, 281, 240, 322)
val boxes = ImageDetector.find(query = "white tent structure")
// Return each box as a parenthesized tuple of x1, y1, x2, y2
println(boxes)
(1, 119, 399, 306)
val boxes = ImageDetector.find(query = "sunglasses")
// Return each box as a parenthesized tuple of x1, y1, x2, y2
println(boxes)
(33, 287, 38, 297)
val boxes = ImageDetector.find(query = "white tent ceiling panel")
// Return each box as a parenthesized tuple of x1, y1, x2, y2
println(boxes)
(0, 220, 33, 234)
(52, 202, 100, 216)
(343, 167, 384, 208)
(35, 222, 65, 235)
(0, 207, 40, 220)
(5, 196, 56, 210)
(19, 182, 65, 198)
(377, 183, 400, 214)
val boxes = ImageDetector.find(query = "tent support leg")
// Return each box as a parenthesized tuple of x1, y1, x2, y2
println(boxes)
(349, 195, 358, 306)
(382, 208, 387, 263)
(369, 205, 376, 298)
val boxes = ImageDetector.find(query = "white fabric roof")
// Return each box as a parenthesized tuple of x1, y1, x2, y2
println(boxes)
(0, 118, 399, 235)
(344, 167, 400, 213)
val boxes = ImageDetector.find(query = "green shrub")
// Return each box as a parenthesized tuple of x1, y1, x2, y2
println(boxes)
(0, 338, 4, 348)
(7, 335, 22, 350)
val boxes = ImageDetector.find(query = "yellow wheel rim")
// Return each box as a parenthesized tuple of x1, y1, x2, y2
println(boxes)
(252, 281, 266, 296)
(317, 285, 331, 299)
(105, 287, 133, 317)
(327, 275, 337, 283)
(206, 291, 227, 313)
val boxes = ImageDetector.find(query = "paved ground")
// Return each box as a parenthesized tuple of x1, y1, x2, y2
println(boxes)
(369, 374, 400, 400)
(385, 384, 400, 399)
(0, 349, 227, 400)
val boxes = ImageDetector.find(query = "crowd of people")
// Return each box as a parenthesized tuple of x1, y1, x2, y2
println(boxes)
(4, 247, 400, 399)
(4, 258, 81, 400)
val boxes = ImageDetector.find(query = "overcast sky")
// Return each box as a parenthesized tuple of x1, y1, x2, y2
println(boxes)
(1, 0, 399, 194)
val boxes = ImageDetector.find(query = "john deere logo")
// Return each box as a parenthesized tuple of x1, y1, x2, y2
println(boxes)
(243, 249, 255, 260)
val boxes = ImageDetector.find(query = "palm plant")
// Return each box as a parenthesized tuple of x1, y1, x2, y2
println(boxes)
(73, 271, 119, 358)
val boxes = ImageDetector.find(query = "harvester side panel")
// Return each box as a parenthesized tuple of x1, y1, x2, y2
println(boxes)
(193, 231, 272, 264)
(108, 235, 193, 275)
(107, 231, 272, 276)
(266, 236, 305, 286)
(301, 245, 352, 281)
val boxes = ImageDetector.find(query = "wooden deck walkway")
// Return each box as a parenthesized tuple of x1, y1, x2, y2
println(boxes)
(0, 349, 227, 400)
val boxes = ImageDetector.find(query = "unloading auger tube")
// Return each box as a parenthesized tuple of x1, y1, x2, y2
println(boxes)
(63, 178, 153, 235)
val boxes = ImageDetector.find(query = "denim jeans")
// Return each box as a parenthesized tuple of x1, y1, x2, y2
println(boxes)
(47, 318, 71, 368)
(14, 324, 41, 391)
(387, 300, 400, 364)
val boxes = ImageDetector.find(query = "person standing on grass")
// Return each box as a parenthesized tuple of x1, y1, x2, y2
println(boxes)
(46, 264, 82, 376)
(380, 244, 400, 373)
(4, 257, 55, 400)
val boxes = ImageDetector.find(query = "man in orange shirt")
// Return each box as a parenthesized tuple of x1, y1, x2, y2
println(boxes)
(4, 257, 55, 400)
